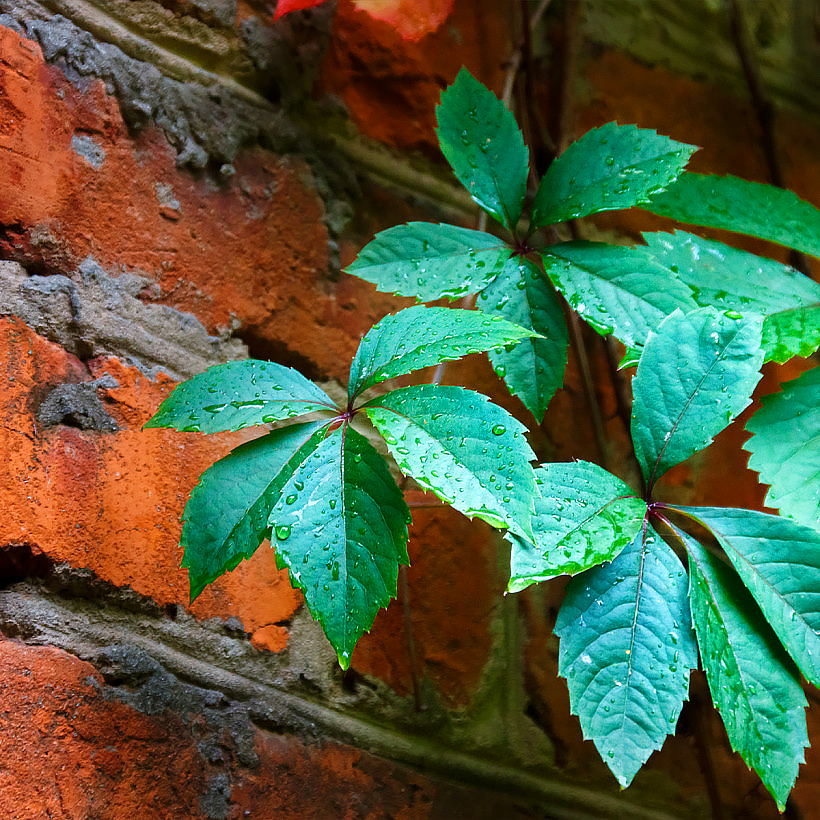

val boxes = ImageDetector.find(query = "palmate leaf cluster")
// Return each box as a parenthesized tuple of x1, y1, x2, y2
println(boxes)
(145, 67, 820, 808)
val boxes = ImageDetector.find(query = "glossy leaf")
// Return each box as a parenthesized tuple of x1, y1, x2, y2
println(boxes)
(436, 67, 528, 230)
(364, 385, 537, 538)
(642, 231, 820, 362)
(643, 173, 820, 260)
(269, 426, 410, 668)
(507, 461, 646, 592)
(554, 527, 697, 787)
(762, 305, 820, 364)
(745, 366, 820, 528)
(675, 505, 820, 686)
(679, 526, 808, 810)
(542, 241, 697, 349)
(631, 308, 764, 491)
(345, 222, 511, 302)
(347, 305, 537, 401)
(531, 123, 696, 227)
(477, 257, 569, 421)
(144, 360, 335, 433)
(181, 421, 328, 600)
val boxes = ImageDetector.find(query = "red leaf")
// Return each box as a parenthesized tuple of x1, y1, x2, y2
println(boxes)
(352, 0, 454, 40)
(272, 0, 329, 21)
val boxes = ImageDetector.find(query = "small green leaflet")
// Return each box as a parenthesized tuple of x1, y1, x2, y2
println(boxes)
(181, 421, 327, 600)
(531, 123, 696, 228)
(144, 360, 335, 433)
(344, 222, 511, 302)
(477, 257, 569, 421)
(435, 67, 529, 231)
(631, 308, 763, 492)
(642, 231, 820, 363)
(507, 461, 645, 592)
(762, 305, 820, 364)
(745, 366, 820, 528)
(363, 385, 537, 539)
(269, 426, 410, 669)
(554, 527, 697, 787)
(677, 525, 808, 811)
(642, 173, 820, 260)
(674, 505, 820, 687)
(541, 241, 697, 350)
(347, 306, 537, 401)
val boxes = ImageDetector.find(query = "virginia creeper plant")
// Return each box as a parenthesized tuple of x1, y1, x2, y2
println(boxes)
(146, 68, 820, 809)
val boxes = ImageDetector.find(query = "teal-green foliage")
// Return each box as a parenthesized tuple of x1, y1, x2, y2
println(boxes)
(146, 68, 820, 808)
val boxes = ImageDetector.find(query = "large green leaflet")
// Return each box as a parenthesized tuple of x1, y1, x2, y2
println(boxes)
(269, 426, 410, 668)
(642, 172, 820, 260)
(477, 257, 568, 421)
(435, 67, 528, 231)
(144, 360, 335, 433)
(344, 222, 512, 302)
(745, 366, 820, 528)
(642, 231, 820, 363)
(181, 420, 328, 600)
(678, 526, 808, 810)
(631, 308, 764, 491)
(507, 461, 645, 592)
(531, 123, 696, 228)
(674, 505, 820, 687)
(347, 306, 537, 401)
(541, 241, 697, 349)
(363, 385, 537, 539)
(554, 527, 697, 787)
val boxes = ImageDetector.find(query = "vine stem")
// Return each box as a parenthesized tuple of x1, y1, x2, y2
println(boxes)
(724, 0, 811, 276)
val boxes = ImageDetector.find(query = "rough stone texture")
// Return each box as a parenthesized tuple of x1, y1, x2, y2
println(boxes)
(3, 0, 820, 816)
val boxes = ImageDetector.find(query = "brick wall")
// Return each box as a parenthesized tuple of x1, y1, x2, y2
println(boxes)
(1, 1, 818, 817)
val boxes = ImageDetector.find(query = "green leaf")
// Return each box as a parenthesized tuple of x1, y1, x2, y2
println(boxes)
(344, 222, 512, 302)
(676, 525, 808, 810)
(144, 360, 335, 433)
(477, 257, 569, 421)
(642, 173, 820, 260)
(631, 307, 764, 491)
(554, 527, 697, 787)
(269, 425, 410, 668)
(762, 305, 820, 364)
(347, 305, 537, 401)
(745, 366, 820, 528)
(542, 241, 697, 349)
(435, 67, 529, 231)
(507, 461, 646, 592)
(180, 421, 328, 600)
(531, 123, 697, 227)
(363, 385, 537, 538)
(642, 231, 820, 362)
(674, 505, 820, 687)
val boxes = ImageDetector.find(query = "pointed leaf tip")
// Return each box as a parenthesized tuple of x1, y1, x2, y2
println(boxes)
(347, 305, 537, 401)
(436, 67, 528, 230)
(532, 123, 697, 227)
(555, 527, 697, 787)
(631, 307, 763, 489)
(269, 426, 410, 664)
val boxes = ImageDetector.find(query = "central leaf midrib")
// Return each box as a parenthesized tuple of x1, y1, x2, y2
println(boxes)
(372, 405, 515, 519)
(649, 323, 744, 490)
(691, 553, 768, 756)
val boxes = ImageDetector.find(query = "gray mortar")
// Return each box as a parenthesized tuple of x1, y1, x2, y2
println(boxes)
(0, 581, 693, 820)
(0, 1, 354, 238)
(70, 133, 106, 168)
(37, 375, 119, 430)
(0, 258, 246, 379)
